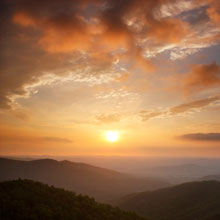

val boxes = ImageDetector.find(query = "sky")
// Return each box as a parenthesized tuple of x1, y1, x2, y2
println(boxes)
(0, 0, 220, 157)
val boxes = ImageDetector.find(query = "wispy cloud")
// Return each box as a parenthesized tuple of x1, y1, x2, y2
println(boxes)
(138, 111, 164, 121)
(138, 95, 220, 121)
(0, 135, 72, 144)
(169, 95, 220, 115)
(96, 113, 121, 124)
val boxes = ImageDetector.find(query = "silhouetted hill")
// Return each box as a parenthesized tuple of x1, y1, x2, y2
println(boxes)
(119, 181, 220, 220)
(0, 158, 169, 202)
(0, 179, 149, 220)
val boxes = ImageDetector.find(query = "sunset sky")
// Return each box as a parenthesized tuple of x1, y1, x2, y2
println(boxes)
(0, 0, 220, 157)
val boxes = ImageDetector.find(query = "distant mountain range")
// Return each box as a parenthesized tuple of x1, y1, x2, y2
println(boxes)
(199, 175, 220, 181)
(118, 181, 220, 220)
(0, 179, 148, 220)
(144, 163, 214, 183)
(0, 158, 169, 202)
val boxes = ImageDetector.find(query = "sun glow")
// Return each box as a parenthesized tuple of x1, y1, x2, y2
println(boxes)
(106, 131, 119, 142)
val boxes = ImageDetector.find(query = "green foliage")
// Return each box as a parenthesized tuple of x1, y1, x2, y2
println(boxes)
(0, 179, 148, 220)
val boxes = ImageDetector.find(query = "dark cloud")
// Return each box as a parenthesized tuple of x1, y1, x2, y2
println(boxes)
(179, 133, 220, 142)
(10, 0, 188, 52)
(0, 42, 74, 109)
(12, 0, 93, 52)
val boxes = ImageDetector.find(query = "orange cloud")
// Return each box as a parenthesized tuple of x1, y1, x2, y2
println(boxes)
(11, 0, 187, 54)
(13, 11, 36, 27)
(135, 53, 156, 73)
(100, 29, 131, 50)
(148, 18, 190, 44)
(10, 0, 190, 80)
(206, 0, 220, 26)
(39, 25, 90, 53)
(13, 10, 91, 53)
(184, 63, 220, 94)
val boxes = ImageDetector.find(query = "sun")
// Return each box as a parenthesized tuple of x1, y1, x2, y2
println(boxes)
(106, 130, 119, 142)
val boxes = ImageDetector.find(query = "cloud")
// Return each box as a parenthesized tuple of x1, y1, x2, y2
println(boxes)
(139, 111, 163, 121)
(144, 2, 220, 60)
(0, 135, 72, 143)
(0, 49, 73, 109)
(139, 95, 220, 121)
(206, 0, 220, 27)
(12, 1, 92, 53)
(96, 113, 121, 123)
(95, 95, 219, 123)
(147, 18, 190, 44)
(169, 95, 220, 115)
(0, 42, 121, 109)
(179, 133, 220, 142)
(39, 137, 72, 143)
(11, 110, 30, 121)
(10, 0, 195, 56)
(184, 63, 220, 94)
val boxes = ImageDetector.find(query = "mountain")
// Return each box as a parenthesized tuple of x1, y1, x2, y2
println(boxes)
(0, 179, 149, 220)
(119, 181, 220, 220)
(0, 157, 169, 202)
(199, 175, 220, 181)
(149, 164, 203, 174)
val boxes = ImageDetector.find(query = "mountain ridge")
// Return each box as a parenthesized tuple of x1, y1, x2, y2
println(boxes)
(0, 157, 169, 202)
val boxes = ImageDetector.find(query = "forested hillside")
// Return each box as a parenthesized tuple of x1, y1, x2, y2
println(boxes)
(0, 179, 149, 220)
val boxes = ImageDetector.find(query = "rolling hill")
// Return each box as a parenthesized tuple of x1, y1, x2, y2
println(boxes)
(119, 181, 220, 220)
(0, 157, 169, 202)
(0, 179, 149, 220)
